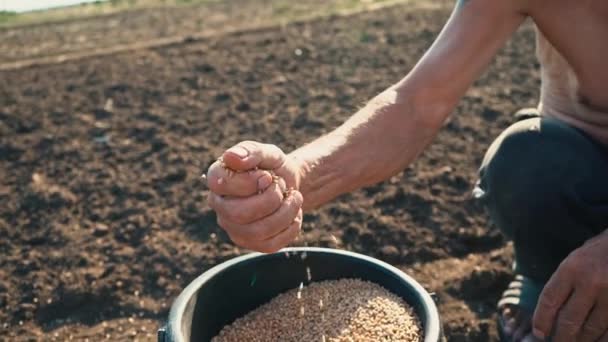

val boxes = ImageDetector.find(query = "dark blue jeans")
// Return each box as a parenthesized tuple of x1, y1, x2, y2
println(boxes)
(477, 117, 608, 283)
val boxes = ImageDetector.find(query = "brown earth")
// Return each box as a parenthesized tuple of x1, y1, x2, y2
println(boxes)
(0, 0, 276, 63)
(0, 1, 541, 341)
(0, 0, 416, 66)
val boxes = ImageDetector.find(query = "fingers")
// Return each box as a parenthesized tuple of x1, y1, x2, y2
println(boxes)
(230, 210, 303, 253)
(208, 182, 285, 224)
(218, 190, 303, 243)
(207, 159, 276, 196)
(533, 264, 574, 339)
(579, 298, 608, 342)
(512, 313, 533, 341)
(500, 306, 519, 336)
(552, 288, 597, 342)
(222, 141, 286, 172)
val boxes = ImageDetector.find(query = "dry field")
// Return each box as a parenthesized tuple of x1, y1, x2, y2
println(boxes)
(0, 0, 540, 340)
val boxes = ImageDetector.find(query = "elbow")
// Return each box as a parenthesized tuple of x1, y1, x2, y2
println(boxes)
(388, 80, 457, 130)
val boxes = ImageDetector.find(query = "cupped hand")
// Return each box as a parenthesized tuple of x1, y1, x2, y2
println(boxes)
(533, 230, 608, 341)
(205, 141, 304, 253)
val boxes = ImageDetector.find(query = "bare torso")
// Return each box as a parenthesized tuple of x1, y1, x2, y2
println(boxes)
(530, 0, 608, 146)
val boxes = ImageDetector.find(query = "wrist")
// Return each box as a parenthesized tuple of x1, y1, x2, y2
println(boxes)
(285, 151, 311, 192)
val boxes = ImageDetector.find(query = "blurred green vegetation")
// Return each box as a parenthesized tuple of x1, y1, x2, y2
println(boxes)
(0, 11, 18, 25)
(0, 0, 412, 28)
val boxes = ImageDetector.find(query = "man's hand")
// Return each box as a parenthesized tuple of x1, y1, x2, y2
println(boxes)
(205, 141, 304, 253)
(533, 231, 608, 341)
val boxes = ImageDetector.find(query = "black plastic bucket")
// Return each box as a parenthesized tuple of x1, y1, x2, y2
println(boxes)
(158, 247, 442, 341)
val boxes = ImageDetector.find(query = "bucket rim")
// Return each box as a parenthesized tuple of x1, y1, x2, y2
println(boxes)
(164, 247, 442, 342)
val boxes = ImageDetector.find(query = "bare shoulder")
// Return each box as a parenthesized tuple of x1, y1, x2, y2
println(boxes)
(398, 0, 529, 118)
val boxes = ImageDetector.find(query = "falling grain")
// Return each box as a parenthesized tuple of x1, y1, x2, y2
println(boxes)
(297, 282, 304, 300)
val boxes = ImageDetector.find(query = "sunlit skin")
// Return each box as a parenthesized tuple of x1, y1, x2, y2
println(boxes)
(206, 0, 608, 340)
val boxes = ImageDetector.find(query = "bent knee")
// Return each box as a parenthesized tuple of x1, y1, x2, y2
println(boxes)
(478, 118, 586, 232)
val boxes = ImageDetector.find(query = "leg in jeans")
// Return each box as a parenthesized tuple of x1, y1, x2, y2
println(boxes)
(476, 116, 608, 340)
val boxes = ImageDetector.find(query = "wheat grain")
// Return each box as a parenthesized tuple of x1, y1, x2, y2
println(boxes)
(212, 279, 422, 342)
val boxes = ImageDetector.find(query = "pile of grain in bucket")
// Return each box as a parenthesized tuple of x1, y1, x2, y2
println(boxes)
(212, 278, 422, 342)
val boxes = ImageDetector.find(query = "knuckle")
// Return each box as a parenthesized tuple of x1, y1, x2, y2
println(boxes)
(286, 193, 303, 211)
(294, 216, 302, 227)
(265, 184, 283, 206)
(267, 143, 284, 155)
(562, 256, 583, 273)
(589, 275, 603, 290)
(239, 140, 259, 151)
(544, 297, 560, 310)
(292, 191, 304, 206)
(206, 163, 222, 185)
(538, 294, 559, 311)
(558, 315, 582, 332)
(246, 168, 264, 180)
(207, 160, 221, 173)
(286, 195, 299, 211)
(532, 320, 547, 334)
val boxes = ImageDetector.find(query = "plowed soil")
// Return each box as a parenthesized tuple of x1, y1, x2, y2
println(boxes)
(0, 2, 540, 341)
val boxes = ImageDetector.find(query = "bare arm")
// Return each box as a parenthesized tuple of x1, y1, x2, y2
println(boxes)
(206, 0, 529, 253)
(291, 0, 528, 210)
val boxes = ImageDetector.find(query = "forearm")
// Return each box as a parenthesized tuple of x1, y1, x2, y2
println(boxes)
(289, 82, 452, 211)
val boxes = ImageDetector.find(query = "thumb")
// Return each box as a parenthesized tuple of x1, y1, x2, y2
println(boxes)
(222, 141, 286, 171)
